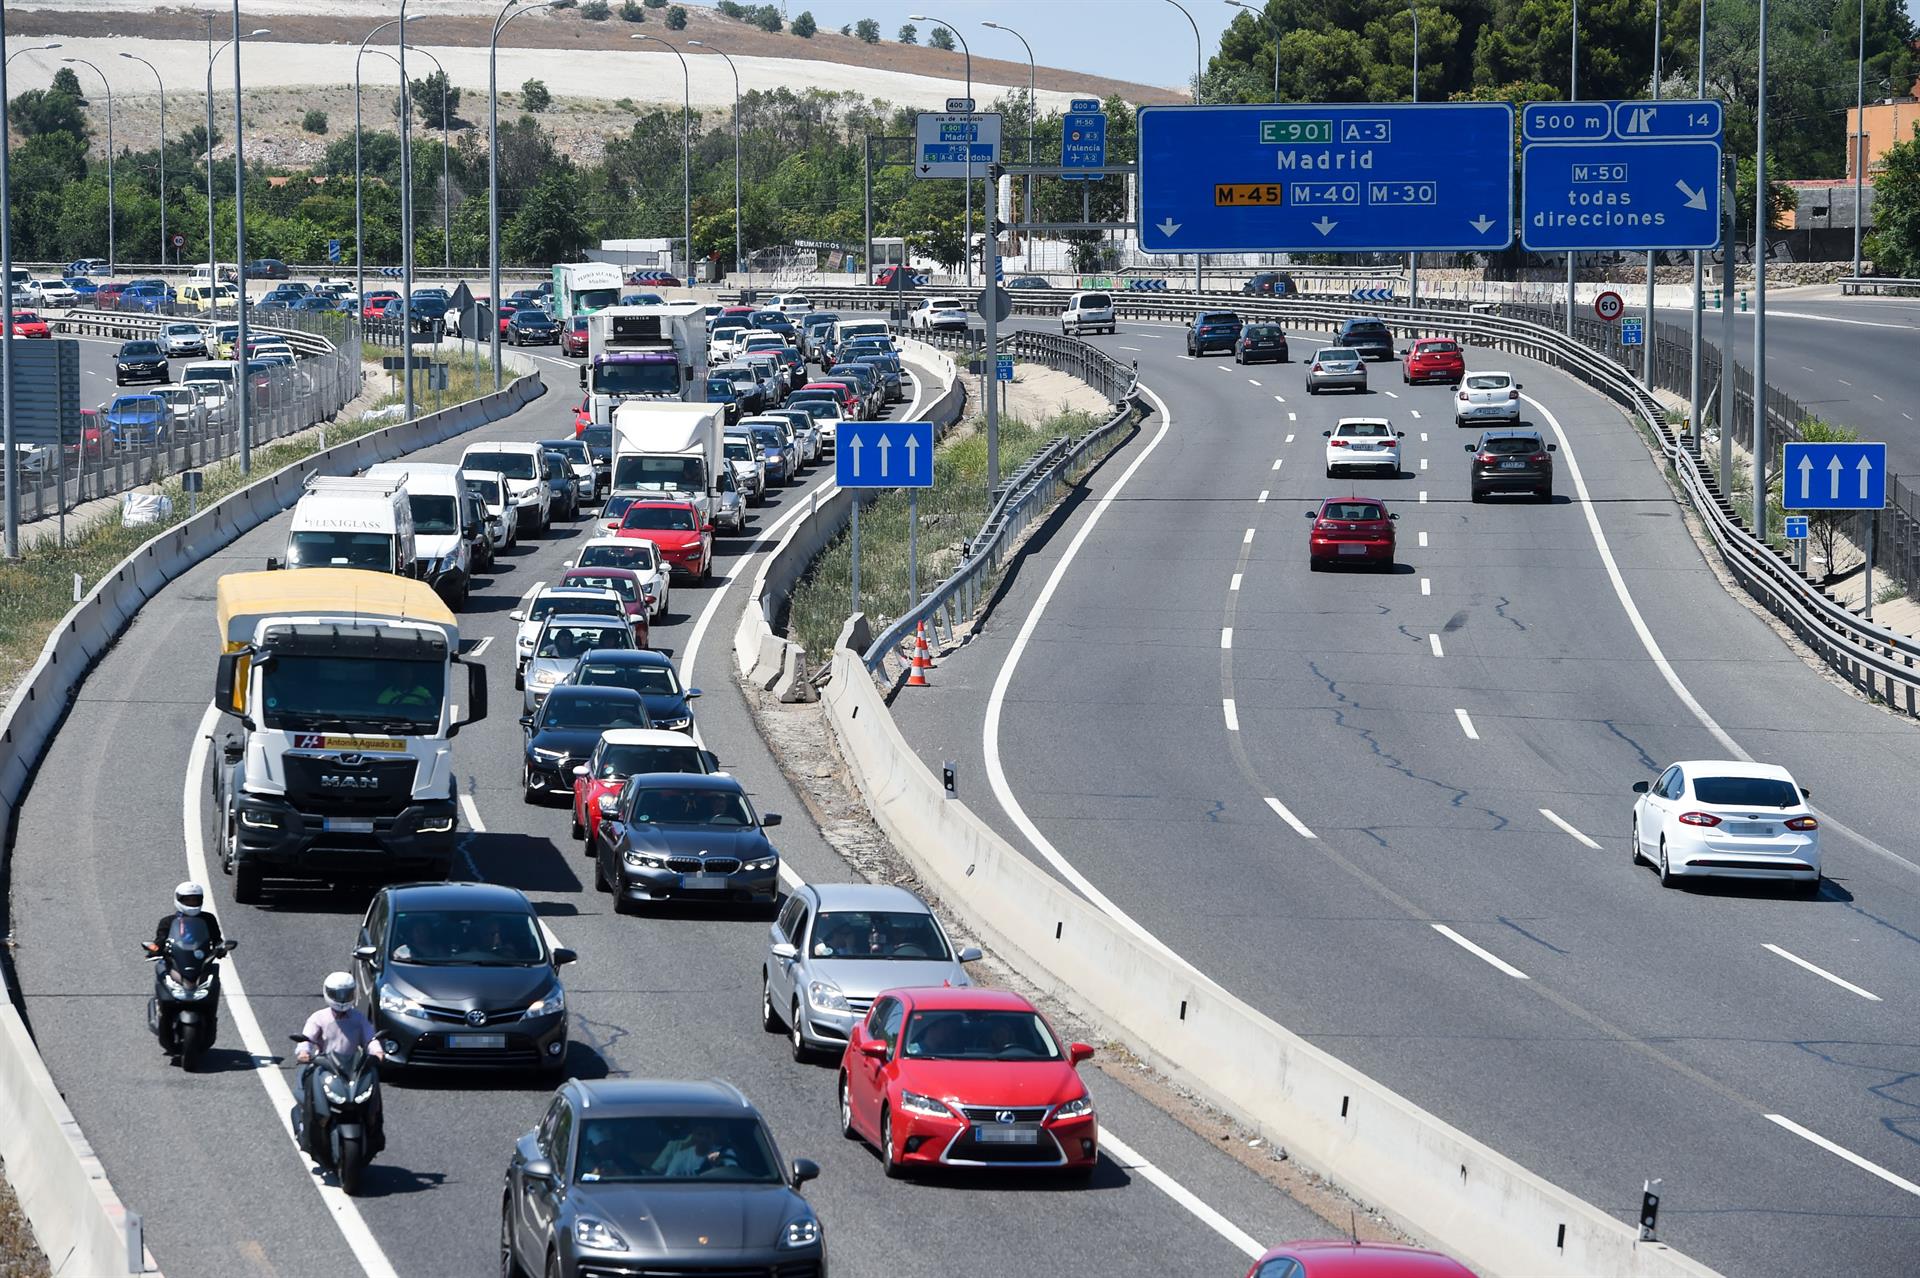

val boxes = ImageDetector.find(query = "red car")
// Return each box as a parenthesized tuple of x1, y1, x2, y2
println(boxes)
(615, 500, 711, 580)
(572, 396, 593, 435)
(562, 315, 590, 357)
(1401, 338, 1465, 385)
(1306, 496, 1398, 571)
(839, 987, 1099, 1179)
(11, 310, 50, 338)
(94, 281, 128, 311)
(1245, 1240, 1478, 1278)
(559, 566, 649, 641)
(360, 289, 399, 320)
(798, 381, 861, 418)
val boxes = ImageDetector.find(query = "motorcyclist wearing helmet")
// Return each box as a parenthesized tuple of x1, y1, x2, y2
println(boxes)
(296, 972, 386, 1156)
(148, 881, 224, 953)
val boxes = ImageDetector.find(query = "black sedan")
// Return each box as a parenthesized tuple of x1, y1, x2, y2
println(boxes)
(351, 881, 576, 1074)
(114, 339, 170, 386)
(594, 773, 782, 910)
(521, 685, 652, 802)
(243, 258, 292, 279)
(563, 649, 701, 732)
(1007, 275, 1052, 289)
(507, 307, 561, 346)
(1233, 322, 1290, 364)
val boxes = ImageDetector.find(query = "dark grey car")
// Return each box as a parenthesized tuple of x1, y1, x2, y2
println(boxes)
(1305, 347, 1369, 395)
(502, 1078, 824, 1278)
(1467, 428, 1557, 501)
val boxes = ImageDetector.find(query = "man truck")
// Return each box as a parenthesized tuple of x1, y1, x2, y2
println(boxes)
(579, 301, 708, 425)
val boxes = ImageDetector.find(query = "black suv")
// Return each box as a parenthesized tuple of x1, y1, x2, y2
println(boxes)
(1242, 271, 1296, 296)
(1467, 429, 1557, 501)
(1337, 317, 1395, 361)
(1187, 310, 1243, 356)
(114, 339, 169, 386)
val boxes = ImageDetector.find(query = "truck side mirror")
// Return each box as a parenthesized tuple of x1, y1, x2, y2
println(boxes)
(214, 650, 251, 720)
(448, 657, 489, 737)
(577, 365, 588, 390)
(265, 556, 282, 571)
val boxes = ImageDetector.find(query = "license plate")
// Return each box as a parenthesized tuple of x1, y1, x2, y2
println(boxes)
(323, 818, 374, 833)
(972, 1126, 1040, 1144)
(1726, 822, 1775, 836)
(679, 874, 730, 892)
(1338, 544, 1369, 556)
(1500, 459, 1526, 469)
(449, 1034, 506, 1050)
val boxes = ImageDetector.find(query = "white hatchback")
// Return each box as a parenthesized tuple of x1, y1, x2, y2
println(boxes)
(567, 536, 672, 619)
(1455, 370, 1523, 428)
(1323, 417, 1403, 478)
(1631, 760, 1821, 891)
(908, 297, 969, 333)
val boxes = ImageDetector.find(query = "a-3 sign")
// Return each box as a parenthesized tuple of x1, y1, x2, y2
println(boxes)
(1783, 441, 1887, 510)
(915, 112, 1001, 179)
(837, 421, 935, 489)
(1521, 100, 1723, 251)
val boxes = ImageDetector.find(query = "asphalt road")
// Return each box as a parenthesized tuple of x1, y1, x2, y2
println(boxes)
(888, 314, 1920, 1278)
(9, 342, 1331, 1276)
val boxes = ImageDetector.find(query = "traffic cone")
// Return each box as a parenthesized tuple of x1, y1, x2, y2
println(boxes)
(906, 622, 933, 687)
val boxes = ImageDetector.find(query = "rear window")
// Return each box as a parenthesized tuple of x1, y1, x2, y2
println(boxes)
(1201, 312, 1239, 326)
(1346, 321, 1390, 335)
(1245, 325, 1282, 338)
(1419, 341, 1461, 353)
(1077, 294, 1112, 309)
(1466, 374, 1512, 390)
(1480, 437, 1541, 455)
(1319, 349, 1359, 362)
(1692, 776, 1801, 807)
(1323, 502, 1383, 521)
(1338, 422, 1390, 438)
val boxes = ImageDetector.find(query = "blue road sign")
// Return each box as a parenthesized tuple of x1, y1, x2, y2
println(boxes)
(327, 238, 342, 264)
(1137, 102, 1514, 254)
(996, 355, 1014, 382)
(1621, 317, 1644, 346)
(1784, 515, 1810, 540)
(1783, 441, 1887, 510)
(1521, 99, 1722, 252)
(381, 266, 404, 278)
(1070, 98, 1101, 113)
(837, 420, 935, 489)
(1062, 108, 1107, 183)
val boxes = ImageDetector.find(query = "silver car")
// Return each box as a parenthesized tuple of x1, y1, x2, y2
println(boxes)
(1454, 370, 1524, 428)
(713, 464, 747, 534)
(152, 384, 209, 436)
(522, 613, 638, 714)
(1305, 346, 1369, 395)
(723, 431, 766, 503)
(763, 882, 981, 1061)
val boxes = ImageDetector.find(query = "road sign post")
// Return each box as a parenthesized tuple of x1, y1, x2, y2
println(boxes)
(1520, 100, 1724, 252)
(1137, 103, 1514, 253)
(996, 354, 1014, 382)
(838, 420, 936, 618)
(1621, 317, 1644, 346)
(1783, 441, 1887, 511)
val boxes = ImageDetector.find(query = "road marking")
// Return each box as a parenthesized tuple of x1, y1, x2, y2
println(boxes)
(468, 635, 493, 657)
(1800, 364, 1814, 372)
(1230, 573, 1242, 591)
(1418, 530, 1429, 546)
(1762, 943, 1882, 1001)
(1420, 577, 1431, 595)
(1217, 365, 1230, 374)
(182, 706, 402, 1278)
(1873, 393, 1884, 402)
(1243, 527, 1256, 544)
(459, 791, 486, 832)
(1384, 390, 1400, 399)
(1257, 490, 1269, 504)
(1119, 345, 1143, 351)
(1220, 627, 1233, 649)
(1418, 490, 1427, 503)
(1765, 1115, 1920, 1197)
(1420, 432, 1429, 442)
(1411, 410, 1422, 419)
(1273, 395, 1286, 404)
(1272, 457, 1283, 470)
(1420, 458, 1429, 471)
(1539, 808, 1600, 848)
(1223, 698, 1239, 731)
(1284, 433, 1294, 443)
(1454, 708, 1479, 739)
(1837, 378, 1853, 387)
(1287, 412, 1297, 422)
(1179, 354, 1197, 361)
(1099, 1131, 1264, 1258)
(1248, 378, 1262, 386)
(1432, 924, 1529, 979)
(1262, 796, 1317, 840)
(1428, 633, 1444, 657)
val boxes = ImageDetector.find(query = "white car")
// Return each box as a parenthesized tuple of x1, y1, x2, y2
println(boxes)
(908, 297, 969, 333)
(1631, 760, 1821, 891)
(1323, 417, 1403, 478)
(567, 535, 672, 619)
(1061, 290, 1116, 336)
(160, 322, 208, 359)
(463, 472, 519, 550)
(152, 384, 209, 436)
(773, 293, 812, 314)
(35, 278, 76, 308)
(509, 585, 626, 684)
(1455, 371, 1523, 428)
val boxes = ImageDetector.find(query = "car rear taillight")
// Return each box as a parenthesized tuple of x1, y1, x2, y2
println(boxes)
(1530, 453, 1549, 463)
(1785, 816, 1819, 831)
(1508, 389, 1520, 400)
(1329, 439, 1347, 447)
(1677, 812, 1722, 827)
(1477, 453, 1498, 464)
(1312, 364, 1324, 373)
(1458, 390, 1469, 401)
(1381, 438, 1398, 447)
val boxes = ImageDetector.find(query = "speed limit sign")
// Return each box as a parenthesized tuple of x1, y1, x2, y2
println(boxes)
(1593, 290, 1624, 322)
(171, 233, 185, 247)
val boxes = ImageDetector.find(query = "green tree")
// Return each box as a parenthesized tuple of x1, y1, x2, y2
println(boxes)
(301, 109, 329, 134)
(8, 88, 90, 140)
(928, 25, 955, 51)
(522, 79, 553, 112)
(666, 5, 688, 30)
(792, 10, 817, 36)
(51, 66, 83, 98)
(621, 0, 646, 18)
(1734, 153, 1794, 248)
(855, 18, 882, 43)
(1865, 126, 1920, 276)
(506, 166, 589, 262)
(409, 70, 461, 130)
(581, 0, 611, 19)
(898, 23, 917, 43)
(752, 4, 782, 31)
(645, 0, 667, 6)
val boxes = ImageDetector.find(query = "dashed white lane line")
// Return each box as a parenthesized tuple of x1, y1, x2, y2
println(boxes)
(1272, 457, 1283, 470)
(1257, 490, 1269, 503)
(1243, 527, 1256, 544)
(1273, 394, 1286, 404)
(1762, 944, 1882, 1001)
(1099, 1131, 1264, 1258)
(1539, 808, 1600, 849)
(1410, 410, 1422, 419)
(1428, 633, 1444, 658)
(1420, 458, 1429, 471)
(1287, 412, 1297, 422)
(1263, 796, 1317, 840)
(459, 791, 486, 832)
(1837, 378, 1853, 387)
(1223, 698, 1240, 731)
(1221, 627, 1233, 649)
(1418, 530, 1429, 546)
(1454, 708, 1479, 739)
(1765, 1115, 1920, 1197)
(1248, 378, 1262, 386)
(1384, 390, 1400, 399)
(1418, 491, 1427, 503)
(1230, 572, 1243, 591)
(1284, 433, 1294, 444)
(1420, 432, 1428, 442)
(1119, 345, 1143, 351)
(1432, 924, 1530, 979)
(1420, 578, 1431, 595)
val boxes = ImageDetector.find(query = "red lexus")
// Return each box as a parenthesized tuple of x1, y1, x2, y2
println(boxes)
(1401, 337, 1465, 385)
(839, 987, 1098, 1179)
(615, 500, 711, 581)
(1306, 496, 1398, 571)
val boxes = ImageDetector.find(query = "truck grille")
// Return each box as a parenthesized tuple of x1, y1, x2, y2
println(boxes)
(282, 755, 419, 810)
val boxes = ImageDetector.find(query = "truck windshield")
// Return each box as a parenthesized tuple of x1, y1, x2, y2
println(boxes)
(612, 455, 704, 493)
(464, 451, 536, 479)
(597, 361, 681, 396)
(261, 655, 444, 733)
(410, 494, 459, 534)
(574, 287, 620, 312)
(286, 531, 393, 571)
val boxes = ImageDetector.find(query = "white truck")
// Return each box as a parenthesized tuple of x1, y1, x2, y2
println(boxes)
(363, 462, 479, 607)
(277, 475, 417, 578)
(580, 302, 709, 425)
(551, 261, 624, 321)
(610, 400, 725, 524)
(212, 569, 487, 903)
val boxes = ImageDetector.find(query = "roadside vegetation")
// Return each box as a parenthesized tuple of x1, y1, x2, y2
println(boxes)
(0, 1159, 49, 1278)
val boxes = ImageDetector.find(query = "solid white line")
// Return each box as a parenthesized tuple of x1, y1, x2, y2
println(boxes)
(1272, 457, 1283, 470)
(1099, 1131, 1264, 1258)
(1418, 530, 1429, 546)
(1230, 572, 1242, 591)
(1222, 698, 1239, 731)
(1257, 490, 1269, 504)
(1119, 345, 1143, 351)
(182, 706, 402, 1278)
(1243, 527, 1256, 544)
(1765, 1115, 1920, 1196)
(1454, 708, 1479, 739)
(1220, 627, 1233, 649)
(1432, 924, 1530, 979)
(681, 479, 840, 691)
(1837, 378, 1852, 387)
(1420, 578, 1431, 595)
(1762, 943, 1882, 1001)
(459, 791, 487, 833)
(1539, 808, 1600, 849)
(1262, 796, 1317, 840)
(1428, 633, 1444, 657)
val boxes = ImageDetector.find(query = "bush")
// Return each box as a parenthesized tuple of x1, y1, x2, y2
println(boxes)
(301, 109, 328, 134)
(665, 5, 688, 29)
(621, 0, 645, 17)
(521, 79, 552, 112)
(929, 25, 956, 50)
(751, 3, 781, 31)
(549, 0, 574, 7)
(645, 0, 667, 6)
(791, 10, 817, 36)
(897, 22, 917, 43)
(855, 18, 881, 43)
(716, 0, 744, 15)
(580, 0, 610, 18)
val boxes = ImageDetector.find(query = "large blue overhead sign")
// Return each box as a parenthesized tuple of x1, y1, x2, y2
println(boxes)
(1137, 103, 1515, 254)
(1062, 99, 1107, 182)
(1521, 99, 1723, 251)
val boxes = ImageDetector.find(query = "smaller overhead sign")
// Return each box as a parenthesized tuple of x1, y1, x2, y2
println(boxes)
(1620, 317, 1644, 346)
(1070, 97, 1101, 113)
(946, 96, 976, 113)
(1062, 103, 1107, 183)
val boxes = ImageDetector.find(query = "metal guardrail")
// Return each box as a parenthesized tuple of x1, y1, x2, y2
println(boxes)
(1838, 276, 1920, 296)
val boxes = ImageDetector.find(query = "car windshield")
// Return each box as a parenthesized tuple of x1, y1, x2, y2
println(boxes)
(409, 494, 459, 534)
(581, 426, 612, 449)
(540, 692, 646, 729)
(1693, 776, 1801, 807)
(260, 654, 443, 732)
(285, 530, 392, 571)
(110, 397, 162, 414)
(1319, 349, 1359, 362)
(628, 786, 753, 826)
(1480, 437, 1540, 455)
(750, 428, 783, 450)
(725, 441, 754, 461)
(597, 742, 700, 777)
(537, 625, 631, 659)
(543, 440, 591, 464)
(1338, 422, 1390, 438)
(121, 342, 161, 357)
(622, 506, 697, 532)
(165, 324, 198, 336)
(566, 572, 638, 600)
(186, 366, 234, 385)
(1466, 374, 1512, 390)
(574, 1115, 781, 1184)
(578, 661, 678, 695)
(466, 475, 505, 505)
(530, 594, 622, 622)
(601, 495, 641, 522)
(902, 1010, 1061, 1061)
(809, 910, 951, 961)
(706, 379, 737, 397)
(578, 542, 658, 571)
(1322, 502, 1384, 521)
(464, 451, 537, 479)
(389, 909, 544, 966)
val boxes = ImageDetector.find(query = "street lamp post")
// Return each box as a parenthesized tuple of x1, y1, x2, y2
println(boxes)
(407, 44, 453, 271)
(631, 35, 692, 285)
(230, 3, 252, 473)
(910, 16, 975, 286)
(118, 53, 167, 268)
(399, 0, 416, 425)
(64, 58, 115, 275)
(687, 41, 743, 280)
(491, 1, 554, 390)
(357, 17, 419, 344)
(1163, 0, 1205, 293)
(980, 23, 1035, 234)
(6, 44, 62, 66)
(1852, 0, 1866, 277)
(1222, 1, 1279, 102)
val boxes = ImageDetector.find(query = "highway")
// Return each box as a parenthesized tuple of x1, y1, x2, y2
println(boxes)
(887, 314, 1920, 1278)
(8, 342, 1333, 1275)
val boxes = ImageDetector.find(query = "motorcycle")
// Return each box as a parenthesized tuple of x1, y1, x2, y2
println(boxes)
(287, 1034, 382, 1196)
(142, 921, 235, 1069)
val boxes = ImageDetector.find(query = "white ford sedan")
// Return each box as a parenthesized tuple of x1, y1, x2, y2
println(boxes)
(1631, 760, 1820, 891)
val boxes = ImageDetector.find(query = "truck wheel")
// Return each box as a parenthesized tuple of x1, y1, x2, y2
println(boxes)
(233, 858, 263, 906)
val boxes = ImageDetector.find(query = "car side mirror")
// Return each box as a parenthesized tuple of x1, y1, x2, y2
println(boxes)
(1303, 509, 1315, 518)
(509, 610, 525, 622)
(1465, 444, 1476, 452)
(1631, 780, 1651, 794)
(1389, 513, 1400, 520)
(552, 948, 577, 967)
(1322, 430, 1332, 437)
(761, 813, 782, 828)
(958, 946, 983, 963)
(518, 714, 533, 727)
(353, 944, 378, 962)
(1068, 1042, 1095, 1065)
(686, 687, 702, 700)
(770, 941, 798, 960)
(522, 1157, 556, 1184)
(1396, 431, 1406, 438)
(1800, 786, 1812, 799)
(571, 764, 589, 778)
(1515, 382, 1524, 389)
(1547, 444, 1558, 452)
(858, 1040, 888, 1060)
(265, 556, 283, 572)
(791, 1157, 820, 1186)
(702, 523, 714, 534)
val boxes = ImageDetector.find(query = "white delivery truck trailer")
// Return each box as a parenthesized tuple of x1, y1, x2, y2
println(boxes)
(609, 400, 725, 524)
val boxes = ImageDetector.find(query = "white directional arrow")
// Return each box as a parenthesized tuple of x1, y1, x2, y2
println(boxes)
(1469, 214, 1496, 234)
(1156, 217, 1181, 239)
(1312, 217, 1338, 236)
(1676, 179, 1708, 211)
(847, 435, 863, 477)
(1858, 453, 1874, 501)
(1828, 454, 1844, 501)
(877, 434, 892, 478)
(905, 432, 921, 477)
(1798, 452, 1814, 502)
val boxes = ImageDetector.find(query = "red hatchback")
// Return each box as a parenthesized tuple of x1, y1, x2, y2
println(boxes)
(11, 311, 50, 338)
(839, 987, 1099, 1179)
(562, 315, 590, 357)
(559, 567, 649, 643)
(1306, 496, 1398, 570)
(360, 289, 399, 320)
(615, 500, 711, 581)
(1402, 338, 1465, 385)
(798, 380, 861, 418)
(1245, 1240, 1478, 1278)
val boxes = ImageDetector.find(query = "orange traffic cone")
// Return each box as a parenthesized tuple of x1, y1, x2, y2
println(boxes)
(906, 622, 933, 687)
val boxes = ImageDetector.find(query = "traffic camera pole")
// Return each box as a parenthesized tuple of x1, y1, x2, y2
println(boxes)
(984, 165, 1002, 492)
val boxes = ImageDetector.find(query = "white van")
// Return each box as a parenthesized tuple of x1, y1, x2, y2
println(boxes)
(1061, 291, 1116, 336)
(364, 462, 479, 607)
(828, 318, 890, 365)
(279, 475, 417, 578)
(460, 442, 554, 534)
(179, 361, 237, 426)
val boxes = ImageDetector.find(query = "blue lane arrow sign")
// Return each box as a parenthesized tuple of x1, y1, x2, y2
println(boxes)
(837, 420, 935, 489)
(1782, 441, 1887, 511)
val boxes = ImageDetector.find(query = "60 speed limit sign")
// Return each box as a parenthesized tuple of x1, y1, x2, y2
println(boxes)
(1593, 290, 1624, 322)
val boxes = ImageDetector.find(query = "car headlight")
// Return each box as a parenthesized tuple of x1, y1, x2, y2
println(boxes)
(807, 980, 849, 1013)
(655, 715, 691, 731)
(525, 986, 566, 1018)
(744, 856, 778, 872)
(781, 1216, 821, 1249)
(531, 669, 563, 690)
(531, 746, 569, 761)
(239, 807, 280, 830)
(378, 987, 424, 1018)
(574, 1217, 626, 1250)
(1053, 1095, 1095, 1120)
(899, 1090, 952, 1119)
(624, 851, 666, 869)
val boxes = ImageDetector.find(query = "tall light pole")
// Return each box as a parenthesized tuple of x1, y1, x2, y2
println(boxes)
(1852, 0, 1866, 277)
(687, 41, 743, 279)
(399, 0, 416, 426)
(357, 16, 419, 337)
(1222, 1, 1279, 101)
(980, 22, 1035, 235)
(6, 44, 62, 66)
(1642, 0, 1661, 397)
(407, 43, 453, 271)
(1163, 0, 1205, 293)
(64, 58, 115, 275)
(911, 16, 975, 285)
(490, 0, 554, 389)
(3, 18, 18, 558)
(118, 53, 167, 268)
(1752, 0, 1770, 543)
(1565, 0, 1579, 334)
(632, 35, 692, 284)
(231, 3, 252, 474)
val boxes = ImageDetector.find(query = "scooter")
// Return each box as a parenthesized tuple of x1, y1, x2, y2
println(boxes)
(142, 922, 235, 1070)
(288, 1035, 382, 1196)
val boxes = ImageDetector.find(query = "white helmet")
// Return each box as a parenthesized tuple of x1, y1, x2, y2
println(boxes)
(323, 972, 356, 1012)
(173, 881, 206, 916)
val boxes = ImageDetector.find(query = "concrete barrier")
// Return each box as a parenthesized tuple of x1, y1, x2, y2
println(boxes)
(819, 644, 1720, 1278)
(0, 369, 543, 1278)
